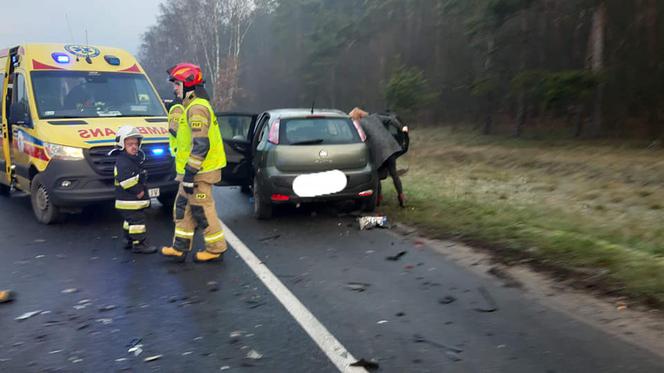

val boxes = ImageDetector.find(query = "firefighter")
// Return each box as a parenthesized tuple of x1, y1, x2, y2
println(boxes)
(161, 63, 228, 263)
(113, 126, 157, 254)
(0, 289, 15, 304)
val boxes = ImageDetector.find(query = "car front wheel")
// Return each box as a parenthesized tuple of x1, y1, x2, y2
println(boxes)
(0, 183, 9, 196)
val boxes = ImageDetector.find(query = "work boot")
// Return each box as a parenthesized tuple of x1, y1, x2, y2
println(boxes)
(0, 290, 15, 304)
(398, 193, 406, 208)
(132, 241, 157, 254)
(161, 246, 187, 262)
(194, 250, 224, 263)
(120, 237, 132, 250)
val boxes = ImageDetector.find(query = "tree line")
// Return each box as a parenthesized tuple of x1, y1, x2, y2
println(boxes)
(139, 0, 663, 139)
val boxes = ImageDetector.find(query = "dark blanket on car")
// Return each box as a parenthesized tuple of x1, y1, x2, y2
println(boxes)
(359, 114, 403, 168)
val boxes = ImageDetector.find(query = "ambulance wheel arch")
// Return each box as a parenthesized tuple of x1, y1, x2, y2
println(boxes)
(30, 173, 61, 224)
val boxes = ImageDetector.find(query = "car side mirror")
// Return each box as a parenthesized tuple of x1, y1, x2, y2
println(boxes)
(9, 102, 32, 128)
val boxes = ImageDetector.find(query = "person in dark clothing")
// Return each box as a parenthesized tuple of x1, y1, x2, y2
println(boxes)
(376, 113, 410, 207)
(112, 126, 157, 254)
(350, 108, 410, 207)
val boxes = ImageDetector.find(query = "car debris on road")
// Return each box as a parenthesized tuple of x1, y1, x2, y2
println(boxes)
(474, 286, 499, 313)
(246, 349, 263, 360)
(358, 216, 389, 230)
(346, 282, 371, 292)
(15, 310, 42, 321)
(386, 251, 407, 261)
(350, 358, 380, 370)
(144, 354, 163, 362)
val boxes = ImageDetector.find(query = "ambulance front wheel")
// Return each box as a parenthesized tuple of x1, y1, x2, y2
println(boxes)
(30, 174, 62, 224)
(157, 192, 176, 210)
(0, 183, 9, 196)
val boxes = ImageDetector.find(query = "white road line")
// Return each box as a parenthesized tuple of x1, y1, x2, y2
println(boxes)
(221, 222, 368, 373)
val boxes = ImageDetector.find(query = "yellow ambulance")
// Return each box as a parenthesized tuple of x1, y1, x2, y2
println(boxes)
(0, 44, 177, 223)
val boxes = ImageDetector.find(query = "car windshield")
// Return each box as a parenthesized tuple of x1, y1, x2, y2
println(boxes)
(282, 117, 361, 145)
(31, 71, 166, 120)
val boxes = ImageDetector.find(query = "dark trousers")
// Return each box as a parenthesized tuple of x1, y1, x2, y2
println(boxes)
(120, 209, 147, 245)
(378, 154, 403, 196)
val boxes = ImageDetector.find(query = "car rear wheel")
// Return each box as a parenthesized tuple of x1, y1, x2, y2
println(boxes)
(30, 174, 62, 224)
(360, 193, 378, 213)
(253, 179, 272, 220)
(359, 181, 379, 212)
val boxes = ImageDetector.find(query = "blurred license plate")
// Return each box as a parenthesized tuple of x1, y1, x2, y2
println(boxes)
(148, 188, 160, 198)
(292, 170, 347, 197)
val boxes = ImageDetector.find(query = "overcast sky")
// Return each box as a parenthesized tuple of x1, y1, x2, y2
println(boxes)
(0, 0, 163, 55)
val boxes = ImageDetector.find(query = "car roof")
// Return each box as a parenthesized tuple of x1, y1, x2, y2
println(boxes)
(264, 108, 349, 119)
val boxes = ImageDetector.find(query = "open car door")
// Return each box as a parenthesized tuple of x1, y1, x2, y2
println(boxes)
(216, 112, 258, 188)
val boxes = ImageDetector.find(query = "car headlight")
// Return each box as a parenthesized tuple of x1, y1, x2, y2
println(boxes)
(44, 143, 84, 160)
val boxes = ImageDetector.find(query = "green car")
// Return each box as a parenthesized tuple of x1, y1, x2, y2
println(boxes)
(218, 109, 379, 219)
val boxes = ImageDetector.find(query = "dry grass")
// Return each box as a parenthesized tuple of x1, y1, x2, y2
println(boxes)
(380, 126, 664, 307)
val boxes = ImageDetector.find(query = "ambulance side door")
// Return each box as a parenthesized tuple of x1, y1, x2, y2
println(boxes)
(0, 59, 7, 182)
(8, 71, 33, 191)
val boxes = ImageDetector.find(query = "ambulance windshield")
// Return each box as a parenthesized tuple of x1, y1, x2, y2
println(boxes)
(31, 71, 166, 119)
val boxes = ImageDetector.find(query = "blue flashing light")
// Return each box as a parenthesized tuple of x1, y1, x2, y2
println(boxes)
(104, 55, 121, 66)
(151, 148, 165, 156)
(51, 52, 70, 64)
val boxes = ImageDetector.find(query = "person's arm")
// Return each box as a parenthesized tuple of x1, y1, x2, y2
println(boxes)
(181, 104, 212, 194)
(402, 129, 410, 153)
(383, 115, 407, 132)
(349, 107, 369, 122)
(385, 115, 409, 152)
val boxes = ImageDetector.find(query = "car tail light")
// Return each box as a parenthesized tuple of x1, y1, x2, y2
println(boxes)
(352, 120, 367, 142)
(268, 119, 280, 144)
(358, 190, 374, 197)
(271, 194, 290, 201)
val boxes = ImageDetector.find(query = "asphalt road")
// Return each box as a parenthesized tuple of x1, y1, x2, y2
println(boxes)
(0, 187, 662, 373)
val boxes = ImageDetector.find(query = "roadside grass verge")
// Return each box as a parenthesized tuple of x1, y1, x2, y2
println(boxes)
(379, 126, 664, 307)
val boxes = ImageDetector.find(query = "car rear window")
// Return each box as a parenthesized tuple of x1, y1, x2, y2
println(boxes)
(281, 117, 361, 145)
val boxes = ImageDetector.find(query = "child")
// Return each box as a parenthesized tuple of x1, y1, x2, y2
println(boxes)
(112, 126, 157, 254)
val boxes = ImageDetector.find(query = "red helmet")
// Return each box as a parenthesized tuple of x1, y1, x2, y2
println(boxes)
(167, 63, 204, 88)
